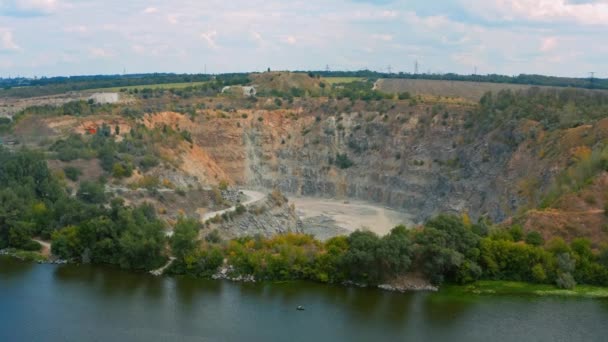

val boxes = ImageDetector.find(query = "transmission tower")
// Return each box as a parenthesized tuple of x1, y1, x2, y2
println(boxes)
(590, 72, 596, 89)
(414, 60, 419, 74)
(387, 65, 392, 74)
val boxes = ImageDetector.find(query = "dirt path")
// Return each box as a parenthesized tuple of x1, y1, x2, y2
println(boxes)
(33, 238, 52, 257)
(165, 190, 266, 237)
(289, 197, 414, 236)
(200, 190, 266, 222)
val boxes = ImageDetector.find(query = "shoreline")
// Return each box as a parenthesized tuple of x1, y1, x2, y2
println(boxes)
(3, 253, 607, 298)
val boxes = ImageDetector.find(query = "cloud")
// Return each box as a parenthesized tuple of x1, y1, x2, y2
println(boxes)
(201, 30, 218, 49)
(282, 35, 297, 45)
(0, 0, 59, 17)
(540, 36, 558, 52)
(0, 0, 606, 77)
(167, 14, 179, 24)
(465, 0, 608, 25)
(0, 29, 21, 52)
(143, 7, 158, 14)
(89, 47, 114, 58)
(371, 34, 393, 41)
(64, 25, 88, 34)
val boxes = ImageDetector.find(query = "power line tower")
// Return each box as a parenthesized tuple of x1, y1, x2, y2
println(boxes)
(414, 60, 419, 74)
(474, 66, 478, 75)
(325, 64, 330, 72)
(589, 72, 595, 89)
(387, 65, 392, 74)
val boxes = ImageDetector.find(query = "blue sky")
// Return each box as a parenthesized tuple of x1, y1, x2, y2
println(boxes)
(0, 0, 607, 77)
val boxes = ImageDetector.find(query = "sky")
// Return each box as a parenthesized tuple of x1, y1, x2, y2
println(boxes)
(0, 0, 607, 78)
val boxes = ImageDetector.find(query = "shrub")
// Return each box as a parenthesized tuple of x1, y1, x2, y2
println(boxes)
(63, 166, 82, 181)
(525, 231, 544, 246)
(235, 204, 246, 215)
(556, 272, 576, 289)
(532, 263, 547, 283)
(139, 154, 159, 171)
(335, 153, 354, 169)
(205, 230, 222, 244)
(77, 181, 106, 204)
(218, 180, 229, 191)
(509, 225, 524, 241)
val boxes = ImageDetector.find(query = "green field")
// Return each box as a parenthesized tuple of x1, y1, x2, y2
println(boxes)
(322, 77, 365, 85)
(90, 81, 209, 92)
(443, 281, 608, 298)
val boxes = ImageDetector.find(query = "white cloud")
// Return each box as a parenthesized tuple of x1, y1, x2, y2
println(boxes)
(540, 36, 558, 52)
(201, 30, 218, 49)
(143, 7, 158, 14)
(89, 47, 114, 58)
(167, 14, 179, 24)
(464, 0, 608, 25)
(64, 25, 88, 34)
(0, 29, 21, 52)
(371, 34, 393, 41)
(282, 35, 297, 45)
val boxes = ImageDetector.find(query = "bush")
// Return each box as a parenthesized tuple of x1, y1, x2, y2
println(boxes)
(531, 263, 547, 283)
(235, 204, 246, 215)
(139, 154, 159, 171)
(63, 166, 82, 181)
(205, 229, 222, 244)
(398, 92, 411, 100)
(525, 231, 544, 246)
(509, 225, 524, 241)
(77, 181, 106, 204)
(335, 153, 354, 169)
(556, 272, 576, 289)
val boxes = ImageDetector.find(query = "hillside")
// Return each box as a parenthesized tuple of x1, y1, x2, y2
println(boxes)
(2, 72, 608, 248)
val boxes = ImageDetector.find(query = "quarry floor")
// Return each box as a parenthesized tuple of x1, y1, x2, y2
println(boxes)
(288, 196, 414, 237)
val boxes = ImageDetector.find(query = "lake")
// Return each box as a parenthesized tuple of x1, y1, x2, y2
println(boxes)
(1, 256, 608, 342)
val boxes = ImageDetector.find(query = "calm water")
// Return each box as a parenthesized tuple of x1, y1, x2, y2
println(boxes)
(2, 257, 608, 342)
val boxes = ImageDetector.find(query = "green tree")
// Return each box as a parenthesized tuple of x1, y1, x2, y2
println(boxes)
(171, 217, 200, 259)
(342, 230, 382, 283)
(77, 181, 106, 204)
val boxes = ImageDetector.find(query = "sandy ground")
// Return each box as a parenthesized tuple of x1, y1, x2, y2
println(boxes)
(288, 197, 414, 236)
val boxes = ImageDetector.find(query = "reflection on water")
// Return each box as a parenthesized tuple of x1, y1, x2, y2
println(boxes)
(2, 257, 608, 342)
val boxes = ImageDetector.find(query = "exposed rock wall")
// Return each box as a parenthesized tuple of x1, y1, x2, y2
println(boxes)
(208, 198, 302, 239)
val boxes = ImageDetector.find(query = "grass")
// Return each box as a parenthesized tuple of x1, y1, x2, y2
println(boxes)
(89, 81, 209, 92)
(443, 281, 608, 298)
(322, 77, 365, 85)
(2, 248, 48, 262)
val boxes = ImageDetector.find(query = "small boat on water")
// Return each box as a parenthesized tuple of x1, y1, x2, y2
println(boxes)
(296, 306, 305, 311)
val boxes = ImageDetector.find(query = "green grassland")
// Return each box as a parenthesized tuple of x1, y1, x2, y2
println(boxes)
(444, 281, 608, 298)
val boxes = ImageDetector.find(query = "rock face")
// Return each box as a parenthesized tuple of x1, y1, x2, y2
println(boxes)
(148, 105, 608, 227)
(192, 106, 544, 224)
(208, 197, 302, 239)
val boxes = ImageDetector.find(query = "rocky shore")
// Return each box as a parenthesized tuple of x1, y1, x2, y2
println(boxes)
(212, 265, 256, 283)
(378, 283, 439, 293)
